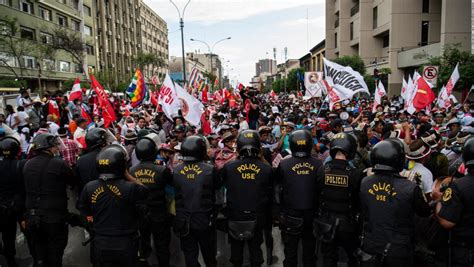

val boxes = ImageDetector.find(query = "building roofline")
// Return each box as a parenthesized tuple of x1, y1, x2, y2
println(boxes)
(299, 53, 312, 61)
(310, 39, 325, 53)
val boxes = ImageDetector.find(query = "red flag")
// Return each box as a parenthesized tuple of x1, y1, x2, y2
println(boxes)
(214, 78, 219, 87)
(297, 91, 303, 97)
(228, 93, 237, 108)
(48, 100, 60, 122)
(200, 112, 212, 136)
(413, 77, 435, 110)
(81, 105, 92, 124)
(202, 85, 209, 103)
(150, 90, 158, 106)
(69, 78, 82, 102)
(270, 90, 277, 98)
(90, 74, 116, 128)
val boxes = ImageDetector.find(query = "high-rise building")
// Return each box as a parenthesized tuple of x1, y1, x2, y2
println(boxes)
(255, 59, 277, 76)
(326, 0, 472, 94)
(140, 3, 168, 83)
(0, 0, 97, 90)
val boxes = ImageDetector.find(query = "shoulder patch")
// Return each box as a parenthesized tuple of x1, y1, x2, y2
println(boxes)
(442, 188, 452, 202)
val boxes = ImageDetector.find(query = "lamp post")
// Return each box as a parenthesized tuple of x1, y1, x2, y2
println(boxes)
(169, 0, 191, 83)
(190, 37, 231, 90)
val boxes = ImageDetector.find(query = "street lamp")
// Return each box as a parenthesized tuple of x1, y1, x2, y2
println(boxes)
(190, 37, 231, 90)
(169, 0, 191, 82)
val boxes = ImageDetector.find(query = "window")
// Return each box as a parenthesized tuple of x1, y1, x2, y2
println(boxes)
(350, 22, 354, 40)
(373, 6, 378, 29)
(57, 14, 67, 27)
(72, 20, 80, 31)
(39, 6, 52, 21)
(334, 32, 338, 48)
(20, 27, 35, 40)
(382, 34, 389, 48)
(86, 45, 94, 55)
(57, 0, 66, 4)
(40, 32, 53, 44)
(71, 0, 79, 9)
(84, 25, 92, 36)
(73, 63, 82, 73)
(421, 21, 429, 46)
(43, 59, 55, 71)
(21, 0, 32, 14)
(422, 0, 430, 13)
(0, 0, 10, 6)
(83, 5, 91, 16)
(23, 56, 35, 68)
(59, 61, 70, 72)
(0, 52, 16, 67)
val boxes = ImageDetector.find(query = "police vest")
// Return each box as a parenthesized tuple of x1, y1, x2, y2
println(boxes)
(360, 173, 417, 254)
(173, 161, 215, 213)
(450, 174, 474, 244)
(0, 158, 23, 204)
(130, 161, 169, 218)
(320, 160, 356, 216)
(279, 156, 323, 210)
(222, 158, 272, 214)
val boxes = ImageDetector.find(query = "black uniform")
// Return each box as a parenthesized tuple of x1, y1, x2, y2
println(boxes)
(130, 161, 173, 266)
(220, 158, 273, 267)
(0, 157, 25, 266)
(438, 174, 474, 266)
(317, 159, 362, 267)
(23, 152, 76, 267)
(173, 161, 219, 267)
(77, 177, 149, 266)
(75, 148, 101, 190)
(276, 156, 324, 267)
(359, 173, 431, 266)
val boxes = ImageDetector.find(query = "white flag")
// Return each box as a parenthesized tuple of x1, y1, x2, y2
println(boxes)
(157, 74, 180, 120)
(373, 81, 386, 113)
(304, 72, 324, 97)
(437, 86, 451, 108)
(323, 58, 369, 96)
(445, 63, 460, 95)
(325, 79, 354, 110)
(406, 72, 420, 114)
(401, 78, 408, 100)
(174, 83, 204, 127)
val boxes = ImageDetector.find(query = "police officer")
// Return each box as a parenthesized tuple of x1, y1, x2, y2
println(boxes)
(77, 144, 149, 266)
(275, 129, 324, 267)
(436, 137, 474, 266)
(172, 135, 218, 267)
(359, 139, 431, 266)
(316, 132, 361, 267)
(220, 130, 272, 267)
(130, 137, 173, 266)
(23, 133, 77, 267)
(0, 137, 25, 267)
(75, 128, 109, 190)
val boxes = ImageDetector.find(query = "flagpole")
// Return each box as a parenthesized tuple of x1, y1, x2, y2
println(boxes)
(170, 0, 191, 83)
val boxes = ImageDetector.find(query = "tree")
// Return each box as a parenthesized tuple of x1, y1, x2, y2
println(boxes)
(0, 16, 37, 88)
(52, 27, 87, 74)
(423, 44, 474, 93)
(333, 54, 366, 75)
(286, 68, 305, 92)
(272, 78, 285, 93)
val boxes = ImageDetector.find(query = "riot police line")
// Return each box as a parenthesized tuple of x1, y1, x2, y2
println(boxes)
(0, 128, 473, 267)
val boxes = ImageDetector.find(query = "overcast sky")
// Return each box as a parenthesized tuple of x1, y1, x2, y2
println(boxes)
(144, 0, 325, 86)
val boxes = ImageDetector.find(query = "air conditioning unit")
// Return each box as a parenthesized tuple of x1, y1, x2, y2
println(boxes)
(107, 31, 112, 36)
(111, 64, 115, 68)
(117, 35, 121, 39)
(137, 44, 141, 48)
(107, 15, 112, 19)
(116, 19, 120, 23)
(125, 38, 129, 43)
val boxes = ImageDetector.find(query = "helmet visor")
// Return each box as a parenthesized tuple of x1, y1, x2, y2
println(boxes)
(104, 129, 117, 144)
(51, 136, 66, 151)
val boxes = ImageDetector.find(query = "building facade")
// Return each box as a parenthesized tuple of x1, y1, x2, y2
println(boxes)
(326, 0, 472, 94)
(255, 58, 277, 76)
(310, 39, 325, 72)
(0, 0, 97, 91)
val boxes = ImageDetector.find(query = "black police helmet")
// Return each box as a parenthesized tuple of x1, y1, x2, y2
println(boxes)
(85, 128, 107, 149)
(462, 137, 474, 168)
(32, 133, 58, 151)
(289, 129, 313, 157)
(96, 144, 127, 180)
(137, 129, 150, 139)
(0, 137, 20, 158)
(181, 135, 207, 161)
(237, 130, 261, 157)
(135, 137, 158, 162)
(371, 138, 406, 173)
(329, 132, 357, 160)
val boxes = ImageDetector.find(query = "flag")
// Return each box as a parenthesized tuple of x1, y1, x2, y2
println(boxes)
(438, 86, 451, 108)
(174, 83, 204, 126)
(304, 72, 324, 97)
(126, 69, 148, 107)
(401, 77, 408, 100)
(445, 63, 460, 95)
(413, 75, 435, 110)
(81, 105, 92, 124)
(214, 78, 219, 87)
(158, 74, 180, 120)
(69, 78, 82, 102)
(326, 80, 354, 110)
(372, 81, 387, 113)
(405, 72, 419, 114)
(48, 100, 60, 122)
(200, 112, 212, 135)
(323, 58, 369, 96)
(201, 85, 209, 103)
(90, 74, 116, 128)
(228, 93, 237, 108)
(270, 90, 277, 98)
(150, 89, 158, 106)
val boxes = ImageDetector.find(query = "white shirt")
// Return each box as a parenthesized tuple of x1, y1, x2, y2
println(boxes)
(74, 127, 86, 148)
(239, 120, 249, 131)
(410, 162, 434, 194)
(17, 111, 29, 127)
(19, 97, 32, 112)
(48, 121, 60, 135)
(6, 113, 18, 130)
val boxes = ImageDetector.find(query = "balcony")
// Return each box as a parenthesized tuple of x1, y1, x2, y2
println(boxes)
(397, 42, 441, 68)
(350, 3, 359, 16)
(335, 19, 339, 28)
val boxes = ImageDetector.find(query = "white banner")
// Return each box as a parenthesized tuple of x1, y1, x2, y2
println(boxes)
(445, 63, 460, 95)
(323, 58, 369, 96)
(158, 74, 180, 120)
(304, 72, 324, 97)
(175, 83, 204, 127)
(373, 81, 387, 113)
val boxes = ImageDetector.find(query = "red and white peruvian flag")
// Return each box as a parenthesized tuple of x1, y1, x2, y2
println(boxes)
(69, 78, 82, 102)
(445, 63, 460, 95)
(372, 81, 386, 113)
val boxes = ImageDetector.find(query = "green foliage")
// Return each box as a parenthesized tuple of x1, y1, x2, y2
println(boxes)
(63, 79, 88, 90)
(133, 52, 165, 71)
(52, 27, 85, 66)
(379, 67, 391, 75)
(272, 78, 285, 93)
(286, 67, 305, 92)
(333, 55, 366, 75)
(364, 75, 376, 94)
(0, 78, 22, 87)
(116, 82, 129, 92)
(423, 44, 474, 91)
